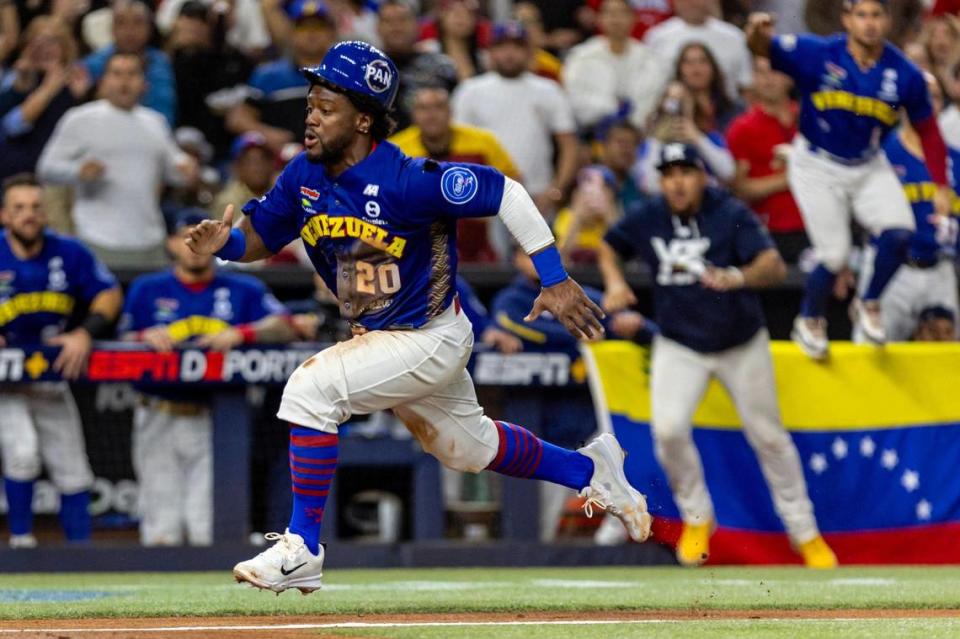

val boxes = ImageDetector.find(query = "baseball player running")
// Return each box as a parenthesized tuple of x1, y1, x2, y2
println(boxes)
(855, 74, 959, 342)
(119, 211, 295, 546)
(0, 173, 122, 548)
(185, 41, 650, 594)
(598, 143, 836, 568)
(745, 0, 952, 359)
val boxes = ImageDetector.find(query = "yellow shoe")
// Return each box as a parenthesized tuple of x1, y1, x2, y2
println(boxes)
(799, 535, 838, 569)
(676, 520, 713, 566)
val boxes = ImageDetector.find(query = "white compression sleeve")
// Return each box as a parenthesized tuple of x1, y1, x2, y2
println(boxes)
(497, 177, 555, 254)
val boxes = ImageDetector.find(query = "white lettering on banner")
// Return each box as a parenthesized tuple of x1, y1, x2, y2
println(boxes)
(0, 349, 24, 381)
(221, 349, 314, 383)
(473, 353, 571, 386)
(180, 350, 208, 382)
(0, 478, 138, 516)
(95, 383, 137, 412)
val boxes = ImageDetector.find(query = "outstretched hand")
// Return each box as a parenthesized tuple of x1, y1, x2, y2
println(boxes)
(526, 278, 605, 341)
(185, 204, 235, 256)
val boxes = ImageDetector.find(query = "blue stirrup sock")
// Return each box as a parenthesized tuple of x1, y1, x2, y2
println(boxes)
(59, 490, 91, 541)
(800, 264, 837, 318)
(287, 426, 338, 555)
(864, 229, 913, 301)
(4, 478, 34, 536)
(485, 421, 594, 491)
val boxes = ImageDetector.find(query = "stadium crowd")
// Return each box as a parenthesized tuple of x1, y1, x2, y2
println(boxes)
(1, 0, 959, 548)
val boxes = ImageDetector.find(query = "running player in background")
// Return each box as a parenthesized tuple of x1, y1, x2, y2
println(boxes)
(119, 211, 296, 547)
(185, 41, 651, 594)
(855, 73, 959, 342)
(0, 173, 122, 548)
(745, 0, 952, 359)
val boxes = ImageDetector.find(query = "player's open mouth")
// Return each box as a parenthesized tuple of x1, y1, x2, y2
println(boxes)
(304, 131, 319, 149)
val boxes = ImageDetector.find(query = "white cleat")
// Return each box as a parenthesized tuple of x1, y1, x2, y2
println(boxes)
(791, 315, 829, 360)
(9, 533, 38, 549)
(233, 530, 324, 594)
(851, 299, 886, 345)
(578, 434, 652, 542)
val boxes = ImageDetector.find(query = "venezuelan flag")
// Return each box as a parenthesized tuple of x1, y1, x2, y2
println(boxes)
(583, 341, 960, 564)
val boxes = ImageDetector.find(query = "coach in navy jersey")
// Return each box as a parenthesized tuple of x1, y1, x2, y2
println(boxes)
(598, 143, 836, 569)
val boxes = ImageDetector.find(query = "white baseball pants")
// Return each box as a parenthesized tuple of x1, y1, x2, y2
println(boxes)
(650, 329, 820, 544)
(278, 304, 501, 472)
(788, 137, 915, 272)
(132, 402, 212, 546)
(0, 383, 94, 494)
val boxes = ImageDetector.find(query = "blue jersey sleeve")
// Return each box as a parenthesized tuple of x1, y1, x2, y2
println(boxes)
(902, 65, 934, 125)
(403, 159, 506, 222)
(242, 159, 302, 254)
(72, 242, 118, 303)
(769, 34, 827, 87)
(731, 201, 775, 264)
(603, 202, 649, 260)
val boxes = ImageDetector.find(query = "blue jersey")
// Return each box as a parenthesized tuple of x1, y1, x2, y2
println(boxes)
(883, 133, 949, 265)
(604, 188, 773, 353)
(0, 230, 117, 345)
(950, 147, 960, 217)
(770, 34, 931, 161)
(120, 270, 287, 339)
(243, 142, 505, 330)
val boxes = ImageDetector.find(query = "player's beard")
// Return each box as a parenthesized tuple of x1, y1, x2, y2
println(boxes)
(311, 132, 353, 165)
(9, 227, 42, 252)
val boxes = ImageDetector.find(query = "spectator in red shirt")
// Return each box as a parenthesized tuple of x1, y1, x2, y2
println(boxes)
(932, 0, 960, 16)
(726, 56, 808, 263)
(585, 0, 673, 40)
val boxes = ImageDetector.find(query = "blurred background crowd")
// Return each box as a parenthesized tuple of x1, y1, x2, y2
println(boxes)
(1, 0, 956, 280)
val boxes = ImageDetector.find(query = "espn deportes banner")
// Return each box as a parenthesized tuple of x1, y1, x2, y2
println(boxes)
(584, 341, 960, 564)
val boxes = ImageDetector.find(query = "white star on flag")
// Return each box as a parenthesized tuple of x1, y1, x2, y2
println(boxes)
(860, 436, 876, 457)
(901, 469, 920, 492)
(917, 499, 932, 521)
(809, 453, 828, 474)
(831, 437, 848, 459)
(881, 449, 899, 470)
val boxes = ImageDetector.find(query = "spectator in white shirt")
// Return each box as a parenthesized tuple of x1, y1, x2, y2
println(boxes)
(452, 21, 579, 219)
(562, 0, 668, 134)
(37, 53, 197, 269)
(643, 0, 752, 101)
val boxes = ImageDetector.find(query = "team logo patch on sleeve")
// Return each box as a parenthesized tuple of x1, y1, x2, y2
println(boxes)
(440, 167, 478, 205)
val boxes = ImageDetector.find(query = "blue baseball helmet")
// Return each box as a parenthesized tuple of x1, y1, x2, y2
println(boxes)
(302, 41, 400, 112)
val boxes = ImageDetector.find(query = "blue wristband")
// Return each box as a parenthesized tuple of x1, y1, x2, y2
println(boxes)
(531, 245, 569, 287)
(215, 228, 246, 261)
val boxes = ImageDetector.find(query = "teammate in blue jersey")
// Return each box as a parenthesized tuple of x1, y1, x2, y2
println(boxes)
(120, 211, 296, 547)
(745, 0, 952, 358)
(184, 41, 649, 594)
(854, 74, 959, 341)
(0, 173, 122, 549)
(598, 143, 836, 568)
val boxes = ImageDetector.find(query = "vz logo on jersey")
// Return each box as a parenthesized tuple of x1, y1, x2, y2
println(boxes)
(365, 60, 393, 94)
(651, 237, 711, 286)
(440, 167, 478, 205)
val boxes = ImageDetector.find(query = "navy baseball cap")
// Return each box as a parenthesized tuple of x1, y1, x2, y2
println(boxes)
(657, 142, 705, 172)
(491, 21, 528, 45)
(286, 0, 334, 24)
(302, 41, 400, 111)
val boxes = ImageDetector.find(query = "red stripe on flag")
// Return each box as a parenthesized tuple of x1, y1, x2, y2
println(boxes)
(649, 518, 960, 565)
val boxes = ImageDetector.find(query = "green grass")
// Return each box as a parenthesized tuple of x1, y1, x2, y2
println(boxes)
(324, 619, 960, 639)
(1, 566, 959, 620)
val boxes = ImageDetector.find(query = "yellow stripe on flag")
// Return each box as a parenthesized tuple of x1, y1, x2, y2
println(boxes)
(587, 341, 960, 431)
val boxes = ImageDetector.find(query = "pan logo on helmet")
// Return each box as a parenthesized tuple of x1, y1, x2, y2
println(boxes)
(365, 59, 393, 94)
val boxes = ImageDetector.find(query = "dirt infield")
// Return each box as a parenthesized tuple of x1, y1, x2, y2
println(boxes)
(2, 609, 959, 638)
